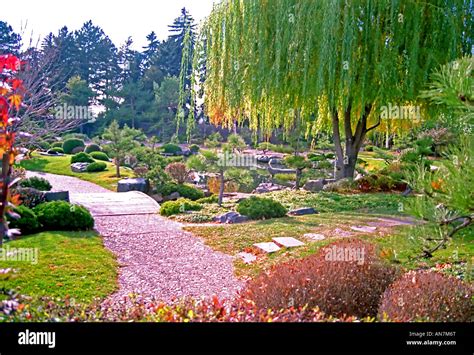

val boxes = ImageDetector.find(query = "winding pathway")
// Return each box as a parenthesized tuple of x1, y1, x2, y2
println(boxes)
(26, 171, 242, 303)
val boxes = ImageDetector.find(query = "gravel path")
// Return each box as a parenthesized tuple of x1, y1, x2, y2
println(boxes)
(26, 171, 243, 303)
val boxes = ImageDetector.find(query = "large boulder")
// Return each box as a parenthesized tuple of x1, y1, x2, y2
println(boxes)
(71, 162, 90, 173)
(44, 191, 70, 202)
(253, 182, 287, 194)
(214, 211, 249, 224)
(117, 178, 150, 193)
(288, 207, 318, 216)
(303, 179, 325, 192)
(163, 191, 180, 201)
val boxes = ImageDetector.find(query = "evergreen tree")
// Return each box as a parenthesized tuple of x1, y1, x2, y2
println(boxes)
(0, 21, 21, 55)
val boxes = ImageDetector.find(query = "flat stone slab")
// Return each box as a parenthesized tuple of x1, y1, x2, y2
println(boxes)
(288, 207, 318, 216)
(303, 233, 326, 241)
(236, 252, 257, 264)
(253, 242, 281, 253)
(350, 226, 377, 233)
(272, 237, 305, 248)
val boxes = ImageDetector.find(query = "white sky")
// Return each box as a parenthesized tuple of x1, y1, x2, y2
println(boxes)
(3, 0, 216, 50)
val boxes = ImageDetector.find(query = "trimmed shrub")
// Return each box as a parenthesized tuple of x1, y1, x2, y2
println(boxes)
(157, 183, 204, 201)
(51, 142, 63, 148)
(7, 205, 41, 235)
(84, 144, 101, 154)
(89, 151, 110, 161)
(86, 162, 107, 172)
(196, 195, 218, 204)
(237, 196, 287, 220)
(14, 187, 46, 208)
(37, 141, 50, 151)
(243, 239, 399, 318)
(34, 201, 94, 231)
(161, 143, 182, 155)
(378, 270, 473, 322)
(71, 146, 85, 154)
(71, 152, 94, 164)
(165, 162, 189, 184)
(159, 198, 202, 216)
(19, 176, 52, 191)
(62, 138, 85, 154)
(189, 144, 200, 153)
(47, 147, 64, 155)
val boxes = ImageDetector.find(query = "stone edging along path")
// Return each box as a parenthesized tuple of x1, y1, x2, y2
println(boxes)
(26, 171, 243, 303)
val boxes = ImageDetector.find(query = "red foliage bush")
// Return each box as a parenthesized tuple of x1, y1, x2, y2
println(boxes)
(241, 239, 399, 318)
(165, 162, 189, 184)
(378, 270, 473, 322)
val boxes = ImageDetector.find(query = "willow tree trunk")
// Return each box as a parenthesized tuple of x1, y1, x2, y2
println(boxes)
(332, 104, 377, 180)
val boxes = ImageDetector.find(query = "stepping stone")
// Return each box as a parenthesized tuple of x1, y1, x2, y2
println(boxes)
(253, 242, 281, 253)
(236, 252, 257, 264)
(304, 233, 326, 241)
(288, 207, 318, 216)
(350, 226, 377, 233)
(272, 237, 305, 248)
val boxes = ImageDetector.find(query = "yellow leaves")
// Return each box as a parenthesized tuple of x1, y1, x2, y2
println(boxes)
(0, 87, 9, 96)
(8, 94, 22, 110)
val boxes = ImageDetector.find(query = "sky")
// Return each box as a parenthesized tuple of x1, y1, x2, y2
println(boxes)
(2, 0, 216, 50)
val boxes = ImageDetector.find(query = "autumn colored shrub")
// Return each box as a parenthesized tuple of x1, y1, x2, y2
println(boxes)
(242, 239, 399, 317)
(237, 196, 287, 220)
(207, 176, 239, 194)
(62, 138, 85, 154)
(378, 270, 473, 322)
(13, 187, 45, 208)
(165, 162, 189, 184)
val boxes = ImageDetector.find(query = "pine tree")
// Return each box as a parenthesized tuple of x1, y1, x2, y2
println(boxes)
(0, 21, 21, 55)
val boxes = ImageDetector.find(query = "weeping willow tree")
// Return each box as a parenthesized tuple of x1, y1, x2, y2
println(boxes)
(191, 0, 472, 178)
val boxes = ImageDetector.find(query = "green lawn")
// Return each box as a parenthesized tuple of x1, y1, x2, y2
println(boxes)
(18, 153, 134, 191)
(0, 231, 118, 303)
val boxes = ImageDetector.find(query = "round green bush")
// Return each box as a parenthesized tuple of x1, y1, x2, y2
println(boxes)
(36, 141, 50, 151)
(160, 198, 202, 217)
(19, 176, 52, 191)
(51, 142, 63, 148)
(86, 162, 107, 172)
(84, 144, 101, 154)
(189, 144, 200, 153)
(34, 201, 94, 231)
(48, 147, 64, 154)
(71, 152, 94, 164)
(237, 196, 287, 220)
(90, 151, 110, 161)
(157, 183, 204, 201)
(7, 205, 41, 235)
(62, 138, 85, 154)
(161, 143, 182, 155)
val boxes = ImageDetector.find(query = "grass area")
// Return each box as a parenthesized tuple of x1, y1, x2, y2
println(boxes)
(0, 231, 117, 303)
(186, 212, 473, 279)
(18, 153, 134, 191)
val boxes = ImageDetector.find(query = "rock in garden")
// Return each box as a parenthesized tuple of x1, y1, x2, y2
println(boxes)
(303, 179, 325, 192)
(236, 252, 257, 264)
(272, 237, 305, 248)
(163, 191, 180, 201)
(70, 162, 90, 173)
(44, 191, 70, 202)
(303, 233, 326, 241)
(214, 211, 249, 224)
(288, 207, 318, 216)
(253, 182, 286, 194)
(117, 178, 150, 193)
(350, 226, 377, 233)
(253, 242, 281, 253)
(151, 193, 164, 203)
